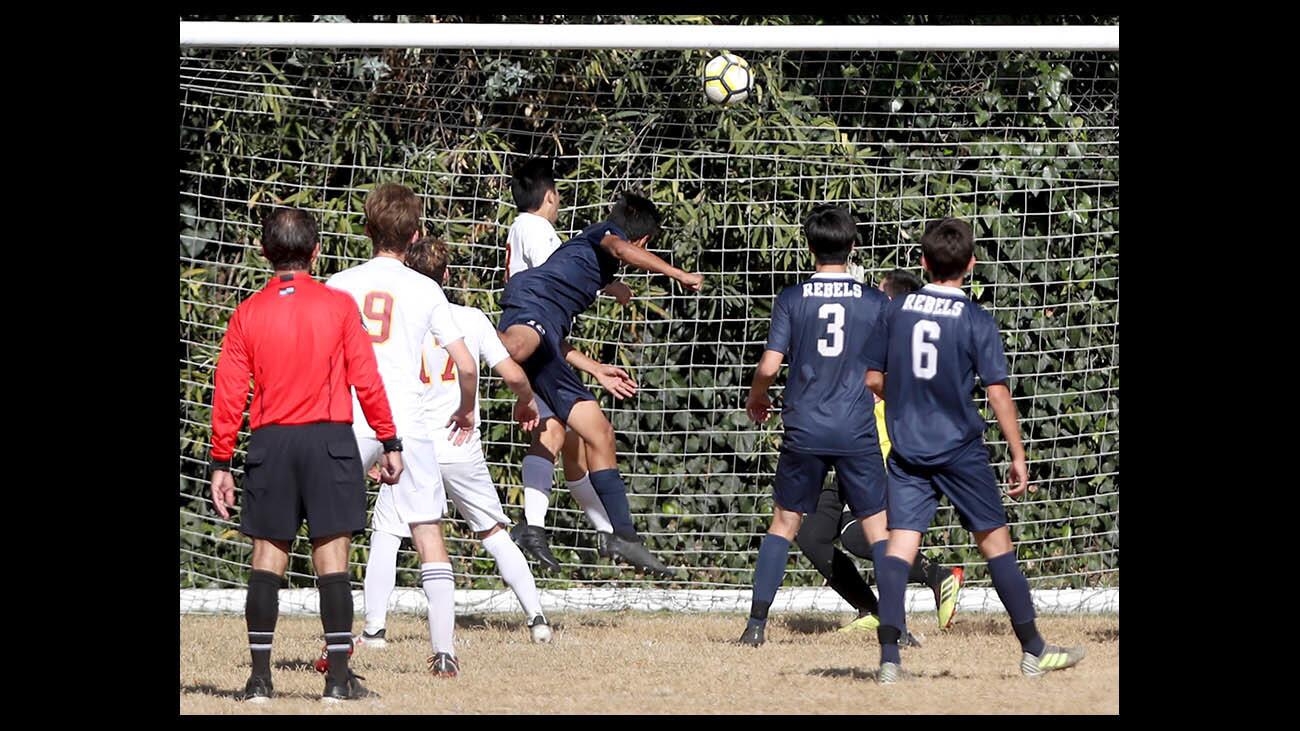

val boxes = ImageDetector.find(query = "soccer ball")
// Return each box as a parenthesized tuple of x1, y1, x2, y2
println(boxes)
(703, 53, 752, 106)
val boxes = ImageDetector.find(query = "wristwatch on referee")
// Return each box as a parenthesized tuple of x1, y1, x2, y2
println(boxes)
(382, 437, 403, 453)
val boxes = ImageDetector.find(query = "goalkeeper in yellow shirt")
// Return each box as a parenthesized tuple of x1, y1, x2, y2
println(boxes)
(793, 270, 963, 637)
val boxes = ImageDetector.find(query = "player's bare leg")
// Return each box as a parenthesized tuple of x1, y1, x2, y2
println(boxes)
(240, 538, 291, 702)
(476, 523, 552, 643)
(514, 419, 566, 571)
(308, 534, 374, 701)
(499, 324, 541, 364)
(410, 521, 459, 677)
(974, 527, 1085, 677)
(739, 505, 802, 646)
(564, 400, 676, 577)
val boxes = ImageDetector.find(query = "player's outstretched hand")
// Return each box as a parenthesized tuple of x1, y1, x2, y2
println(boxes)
(210, 470, 236, 520)
(515, 396, 540, 432)
(1006, 456, 1034, 498)
(594, 364, 639, 400)
(745, 391, 772, 424)
(677, 271, 704, 292)
(447, 409, 476, 447)
(380, 451, 403, 485)
(604, 281, 634, 305)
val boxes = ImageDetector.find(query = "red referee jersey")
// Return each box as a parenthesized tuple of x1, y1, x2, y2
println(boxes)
(209, 272, 396, 462)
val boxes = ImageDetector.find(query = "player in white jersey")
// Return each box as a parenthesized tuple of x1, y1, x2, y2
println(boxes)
(360, 237, 553, 646)
(505, 157, 639, 571)
(325, 183, 540, 679)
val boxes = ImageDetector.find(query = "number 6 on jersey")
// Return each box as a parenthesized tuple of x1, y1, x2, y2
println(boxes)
(912, 320, 940, 379)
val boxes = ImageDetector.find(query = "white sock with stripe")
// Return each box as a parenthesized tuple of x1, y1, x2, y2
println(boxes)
(482, 529, 544, 619)
(421, 562, 456, 656)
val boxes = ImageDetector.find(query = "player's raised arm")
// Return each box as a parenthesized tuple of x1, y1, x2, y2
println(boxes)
(745, 349, 785, 424)
(600, 234, 702, 292)
(561, 340, 638, 399)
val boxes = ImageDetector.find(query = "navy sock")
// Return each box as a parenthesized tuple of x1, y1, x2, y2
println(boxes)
(987, 551, 1045, 656)
(875, 554, 910, 665)
(588, 469, 636, 538)
(748, 534, 792, 623)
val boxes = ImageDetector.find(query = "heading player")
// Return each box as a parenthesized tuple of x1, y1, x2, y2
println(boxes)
(358, 238, 553, 663)
(504, 157, 636, 571)
(328, 183, 538, 678)
(739, 205, 894, 647)
(498, 191, 703, 577)
(865, 218, 1085, 683)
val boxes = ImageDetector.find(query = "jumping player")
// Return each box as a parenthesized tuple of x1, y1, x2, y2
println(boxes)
(794, 268, 963, 638)
(505, 157, 636, 571)
(497, 191, 703, 577)
(738, 205, 894, 647)
(357, 238, 553, 660)
(328, 183, 537, 678)
(865, 218, 1085, 683)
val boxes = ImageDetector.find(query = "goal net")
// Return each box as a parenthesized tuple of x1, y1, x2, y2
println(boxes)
(179, 20, 1118, 615)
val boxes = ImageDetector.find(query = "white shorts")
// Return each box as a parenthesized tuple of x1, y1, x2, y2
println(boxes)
(440, 452, 511, 533)
(359, 436, 447, 539)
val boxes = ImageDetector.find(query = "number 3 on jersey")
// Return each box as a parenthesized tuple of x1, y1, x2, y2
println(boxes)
(912, 320, 940, 379)
(817, 303, 845, 357)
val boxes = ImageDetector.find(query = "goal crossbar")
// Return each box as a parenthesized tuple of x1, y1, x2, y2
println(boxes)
(179, 22, 1119, 51)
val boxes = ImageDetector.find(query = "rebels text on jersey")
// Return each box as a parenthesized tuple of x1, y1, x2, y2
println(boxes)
(420, 304, 510, 462)
(864, 283, 1010, 467)
(499, 220, 625, 338)
(766, 273, 890, 455)
(326, 257, 464, 439)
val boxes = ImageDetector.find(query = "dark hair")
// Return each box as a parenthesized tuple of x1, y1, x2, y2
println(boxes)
(510, 158, 556, 213)
(919, 217, 975, 281)
(608, 191, 662, 243)
(881, 269, 924, 298)
(405, 236, 451, 284)
(803, 205, 859, 265)
(261, 207, 318, 270)
(364, 183, 422, 256)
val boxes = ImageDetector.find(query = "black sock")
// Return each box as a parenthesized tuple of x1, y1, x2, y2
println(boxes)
(246, 570, 281, 678)
(909, 553, 936, 588)
(317, 572, 354, 682)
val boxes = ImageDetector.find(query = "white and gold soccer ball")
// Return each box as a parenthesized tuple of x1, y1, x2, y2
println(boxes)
(703, 52, 752, 106)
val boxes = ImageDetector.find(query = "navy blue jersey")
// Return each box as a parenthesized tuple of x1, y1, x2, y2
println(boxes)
(500, 221, 625, 338)
(864, 283, 1010, 467)
(766, 273, 890, 455)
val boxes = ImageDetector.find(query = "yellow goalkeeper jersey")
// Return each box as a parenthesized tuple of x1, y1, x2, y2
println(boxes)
(875, 399, 891, 463)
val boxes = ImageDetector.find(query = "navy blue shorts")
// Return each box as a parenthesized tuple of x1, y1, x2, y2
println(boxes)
(885, 439, 1008, 533)
(774, 448, 886, 519)
(497, 307, 594, 424)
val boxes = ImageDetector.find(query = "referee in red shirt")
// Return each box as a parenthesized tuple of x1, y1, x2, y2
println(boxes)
(209, 207, 402, 703)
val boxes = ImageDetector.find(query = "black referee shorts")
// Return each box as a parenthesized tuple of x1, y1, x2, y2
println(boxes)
(238, 422, 368, 542)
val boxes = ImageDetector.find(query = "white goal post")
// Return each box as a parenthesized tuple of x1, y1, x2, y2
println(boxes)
(179, 21, 1119, 51)
(179, 19, 1119, 617)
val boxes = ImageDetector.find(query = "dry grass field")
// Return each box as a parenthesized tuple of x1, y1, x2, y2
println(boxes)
(180, 611, 1118, 714)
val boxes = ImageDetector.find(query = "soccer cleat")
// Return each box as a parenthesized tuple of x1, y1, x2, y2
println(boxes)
(602, 533, 678, 578)
(528, 614, 553, 644)
(596, 531, 614, 559)
(239, 674, 273, 703)
(878, 662, 902, 684)
(313, 639, 355, 674)
(511, 523, 562, 572)
(737, 622, 765, 647)
(321, 671, 375, 702)
(838, 613, 881, 633)
(355, 628, 387, 649)
(1021, 644, 1086, 678)
(427, 652, 460, 678)
(935, 567, 963, 630)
